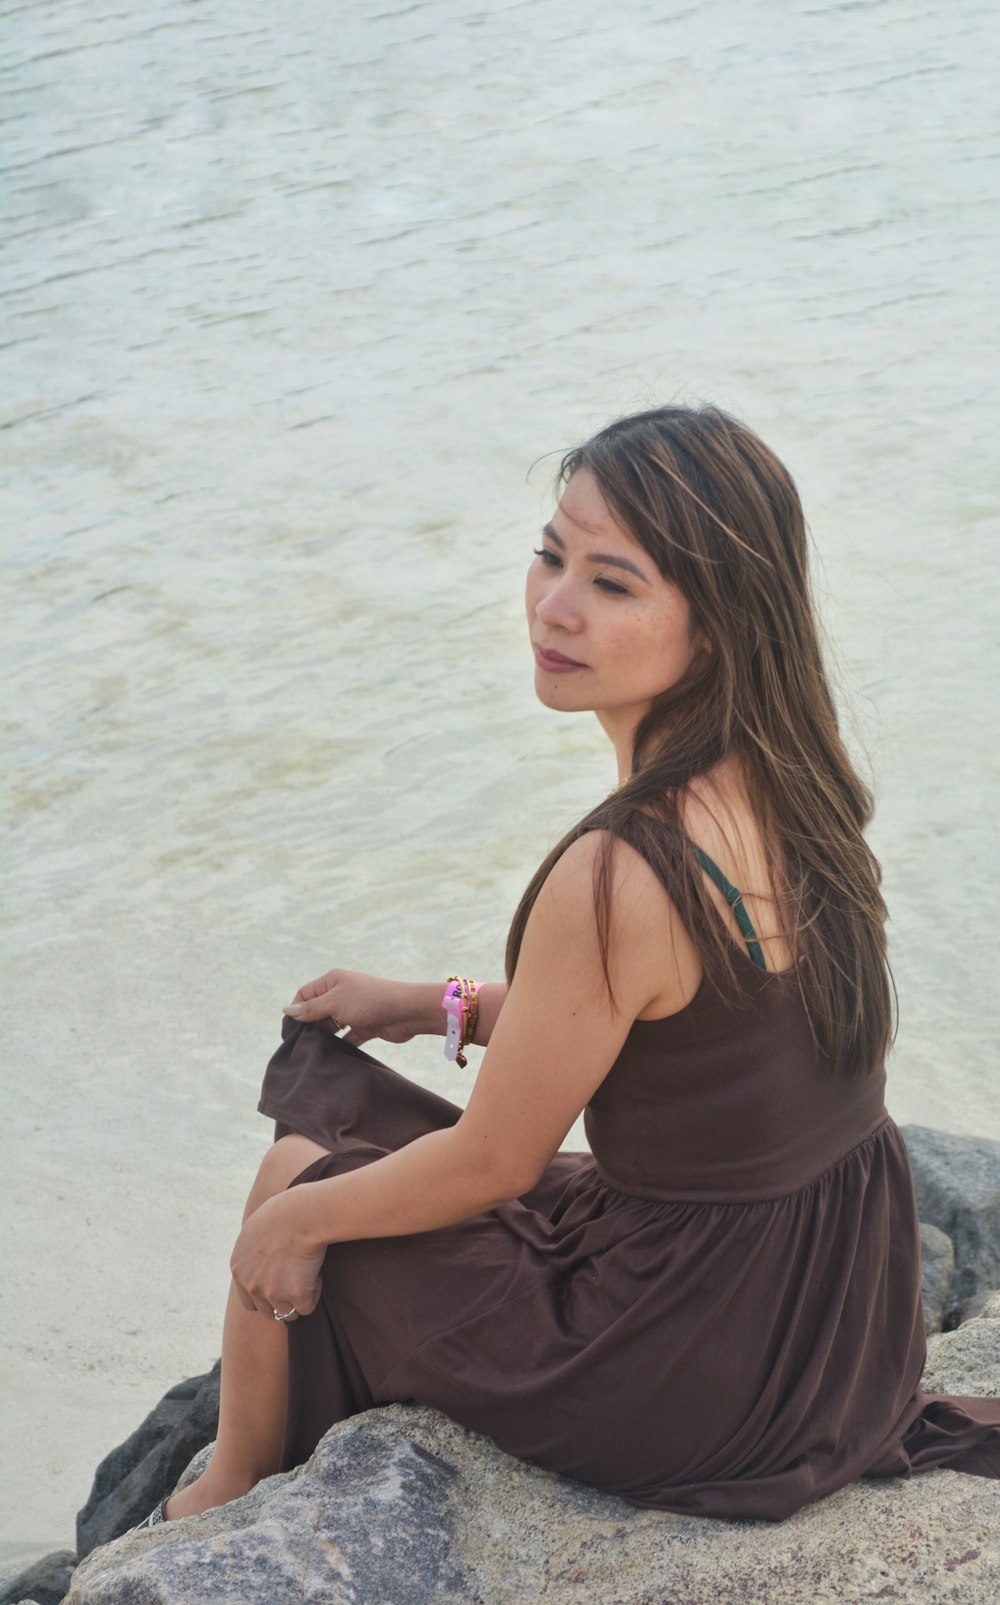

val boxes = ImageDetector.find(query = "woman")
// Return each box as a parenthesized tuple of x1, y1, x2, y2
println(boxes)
(146, 405, 999, 1526)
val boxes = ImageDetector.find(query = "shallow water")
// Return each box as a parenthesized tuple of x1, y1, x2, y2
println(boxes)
(2, 0, 998, 1554)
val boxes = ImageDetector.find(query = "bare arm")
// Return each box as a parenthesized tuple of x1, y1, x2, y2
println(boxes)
(284, 973, 508, 1049)
(233, 835, 684, 1315)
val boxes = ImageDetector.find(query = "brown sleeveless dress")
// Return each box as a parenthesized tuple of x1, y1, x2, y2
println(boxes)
(258, 938, 1000, 1519)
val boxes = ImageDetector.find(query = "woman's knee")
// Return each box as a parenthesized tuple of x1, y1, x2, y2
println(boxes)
(243, 1134, 331, 1222)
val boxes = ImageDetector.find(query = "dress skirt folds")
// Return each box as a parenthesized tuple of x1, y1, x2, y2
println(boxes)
(258, 961, 1000, 1520)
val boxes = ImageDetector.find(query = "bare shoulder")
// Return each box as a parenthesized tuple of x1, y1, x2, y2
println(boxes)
(529, 830, 701, 1020)
(540, 829, 671, 911)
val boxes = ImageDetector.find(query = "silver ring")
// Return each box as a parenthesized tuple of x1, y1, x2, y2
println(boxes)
(272, 1305, 297, 1322)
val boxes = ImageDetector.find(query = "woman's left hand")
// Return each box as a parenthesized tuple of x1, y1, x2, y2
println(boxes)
(229, 1189, 327, 1321)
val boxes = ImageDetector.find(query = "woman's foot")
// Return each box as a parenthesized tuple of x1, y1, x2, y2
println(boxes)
(155, 1469, 257, 1522)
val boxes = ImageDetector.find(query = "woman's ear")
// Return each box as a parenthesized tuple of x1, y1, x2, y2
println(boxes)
(692, 627, 712, 659)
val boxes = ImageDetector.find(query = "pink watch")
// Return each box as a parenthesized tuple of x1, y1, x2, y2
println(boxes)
(442, 980, 466, 1063)
(441, 978, 480, 1068)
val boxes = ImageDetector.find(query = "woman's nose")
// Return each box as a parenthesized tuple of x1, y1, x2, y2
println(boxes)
(535, 577, 583, 631)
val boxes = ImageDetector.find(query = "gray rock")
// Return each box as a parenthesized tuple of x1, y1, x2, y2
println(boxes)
(919, 1221, 955, 1334)
(64, 1308, 1000, 1605)
(68, 1421, 466, 1605)
(949, 1291, 994, 1330)
(923, 1291, 1000, 1397)
(75, 1361, 220, 1558)
(0, 1550, 75, 1605)
(903, 1126, 1000, 1322)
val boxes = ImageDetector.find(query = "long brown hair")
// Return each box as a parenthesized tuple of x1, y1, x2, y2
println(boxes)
(505, 404, 895, 1079)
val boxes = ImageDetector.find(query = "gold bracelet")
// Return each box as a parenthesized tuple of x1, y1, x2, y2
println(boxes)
(445, 975, 481, 1067)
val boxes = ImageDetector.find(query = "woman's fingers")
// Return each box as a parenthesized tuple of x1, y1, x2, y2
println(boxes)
(230, 1197, 326, 1323)
(305, 1277, 323, 1315)
(290, 972, 341, 1007)
(290, 1279, 322, 1319)
(251, 1278, 322, 1321)
(233, 1274, 317, 1320)
(284, 968, 410, 1040)
(284, 989, 341, 1024)
(233, 1278, 258, 1313)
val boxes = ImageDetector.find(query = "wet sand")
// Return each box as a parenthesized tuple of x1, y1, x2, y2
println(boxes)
(2, 0, 998, 1559)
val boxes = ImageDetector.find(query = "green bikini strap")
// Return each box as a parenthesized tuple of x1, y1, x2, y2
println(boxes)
(693, 846, 767, 971)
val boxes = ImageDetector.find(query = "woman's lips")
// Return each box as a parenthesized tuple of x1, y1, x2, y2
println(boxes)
(533, 644, 587, 673)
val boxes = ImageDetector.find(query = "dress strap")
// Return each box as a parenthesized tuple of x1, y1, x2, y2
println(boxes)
(693, 847, 768, 971)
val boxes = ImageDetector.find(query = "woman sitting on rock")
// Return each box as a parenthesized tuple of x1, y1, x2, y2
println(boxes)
(142, 404, 1000, 1525)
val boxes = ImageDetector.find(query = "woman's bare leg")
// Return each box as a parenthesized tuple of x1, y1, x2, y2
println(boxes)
(164, 1134, 331, 1519)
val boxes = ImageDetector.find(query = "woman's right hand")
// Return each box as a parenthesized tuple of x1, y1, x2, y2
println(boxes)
(283, 970, 436, 1049)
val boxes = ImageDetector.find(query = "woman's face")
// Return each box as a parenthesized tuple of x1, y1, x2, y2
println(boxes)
(526, 469, 703, 735)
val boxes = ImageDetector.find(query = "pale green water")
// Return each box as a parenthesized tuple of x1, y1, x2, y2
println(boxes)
(2, 0, 998, 1554)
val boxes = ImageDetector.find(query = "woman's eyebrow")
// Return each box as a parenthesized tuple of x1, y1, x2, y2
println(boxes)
(542, 523, 651, 584)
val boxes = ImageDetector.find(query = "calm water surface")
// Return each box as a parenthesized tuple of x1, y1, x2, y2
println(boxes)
(2, 0, 997, 1555)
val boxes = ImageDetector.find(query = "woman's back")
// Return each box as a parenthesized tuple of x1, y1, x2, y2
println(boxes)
(587, 945, 889, 1203)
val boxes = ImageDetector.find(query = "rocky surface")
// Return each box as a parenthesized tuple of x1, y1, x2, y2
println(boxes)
(22, 1298, 996, 1605)
(75, 1362, 220, 1559)
(0, 1551, 74, 1605)
(903, 1126, 1000, 1323)
(922, 1290, 1000, 1395)
(920, 1221, 955, 1335)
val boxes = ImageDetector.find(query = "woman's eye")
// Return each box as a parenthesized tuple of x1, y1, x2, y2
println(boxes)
(531, 549, 628, 595)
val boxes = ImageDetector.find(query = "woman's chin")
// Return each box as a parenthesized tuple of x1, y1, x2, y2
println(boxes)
(533, 670, 591, 712)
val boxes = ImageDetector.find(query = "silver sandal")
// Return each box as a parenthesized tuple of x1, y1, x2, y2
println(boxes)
(129, 1497, 168, 1532)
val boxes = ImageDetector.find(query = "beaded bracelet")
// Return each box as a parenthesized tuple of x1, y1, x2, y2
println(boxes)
(442, 976, 481, 1068)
